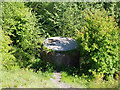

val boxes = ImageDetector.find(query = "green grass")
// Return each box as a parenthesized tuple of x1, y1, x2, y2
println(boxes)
(61, 72, 88, 88)
(1, 66, 119, 88)
(1, 67, 58, 88)
(61, 71, 119, 88)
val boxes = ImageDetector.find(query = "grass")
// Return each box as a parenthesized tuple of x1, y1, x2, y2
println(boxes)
(61, 72, 89, 88)
(60, 71, 119, 88)
(1, 66, 119, 88)
(1, 67, 58, 88)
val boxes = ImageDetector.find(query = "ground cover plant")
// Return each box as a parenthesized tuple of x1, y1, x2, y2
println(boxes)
(1, 2, 119, 88)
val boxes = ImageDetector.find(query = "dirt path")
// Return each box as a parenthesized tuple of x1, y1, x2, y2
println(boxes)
(50, 72, 72, 88)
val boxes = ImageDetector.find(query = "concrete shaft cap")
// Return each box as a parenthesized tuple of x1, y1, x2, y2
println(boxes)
(43, 37, 78, 51)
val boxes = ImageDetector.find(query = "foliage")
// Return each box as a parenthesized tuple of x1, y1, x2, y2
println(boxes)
(55, 3, 83, 37)
(2, 2, 42, 68)
(25, 2, 57, 37)
(103, 2, 120, 24)
(76, 9, 119, 78)
(88, 71, 118, 88)
(61, 71, 118, 88)
(25, 2, 87, 37)
(0, 28, 16, 70)
(25, 2, 119, 38)
(30, 58, 55, 73)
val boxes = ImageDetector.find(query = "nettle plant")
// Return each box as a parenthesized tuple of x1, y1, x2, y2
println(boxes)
(76, 9, 119, 78)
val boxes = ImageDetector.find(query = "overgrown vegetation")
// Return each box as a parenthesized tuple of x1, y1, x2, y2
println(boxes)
(76, 9, 119, 78)
(0, 28, 16, 70)
(2, 2, 42, 68)
(61, 71, 118, 88)
(1, 2, 119, 88)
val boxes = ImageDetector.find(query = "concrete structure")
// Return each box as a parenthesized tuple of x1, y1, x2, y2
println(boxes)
(43, 37, 78, 51)
(41, 37, 80, 69)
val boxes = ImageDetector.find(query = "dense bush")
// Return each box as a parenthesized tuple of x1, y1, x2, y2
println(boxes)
(2, 2, 42, 68)
(0, 29, 16, 70)
(103, 2, 120, 24)
(25, 2, 120, 38)
(0, 3, 16, 69)
(25, 2, 90, 37)
(25, 2, 59, 37)
(76, 9, 119, 78)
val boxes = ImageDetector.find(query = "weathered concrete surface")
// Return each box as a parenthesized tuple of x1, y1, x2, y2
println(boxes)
(42, 37, 80, 69)
(43, 37, 78, 51)
(41, 50, 80, 68)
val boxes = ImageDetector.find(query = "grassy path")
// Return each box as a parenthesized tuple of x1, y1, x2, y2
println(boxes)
(1, 68, 118, 88)
(50, 72, 72, 88)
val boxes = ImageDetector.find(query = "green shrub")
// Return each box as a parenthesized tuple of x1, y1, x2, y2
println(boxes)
(25, 2, 92, 37)
(0, 28, 16, 70)
(2, 2, 42, 68)
(25, 2, 120, 38)
(76, 9, 119, 78)
(103, 2, 120, 24)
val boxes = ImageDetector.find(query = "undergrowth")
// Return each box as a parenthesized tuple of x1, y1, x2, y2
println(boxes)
(61, 71, 119, 88)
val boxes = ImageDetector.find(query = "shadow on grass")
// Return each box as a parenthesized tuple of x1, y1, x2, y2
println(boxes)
(30, 58, 93, 79)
